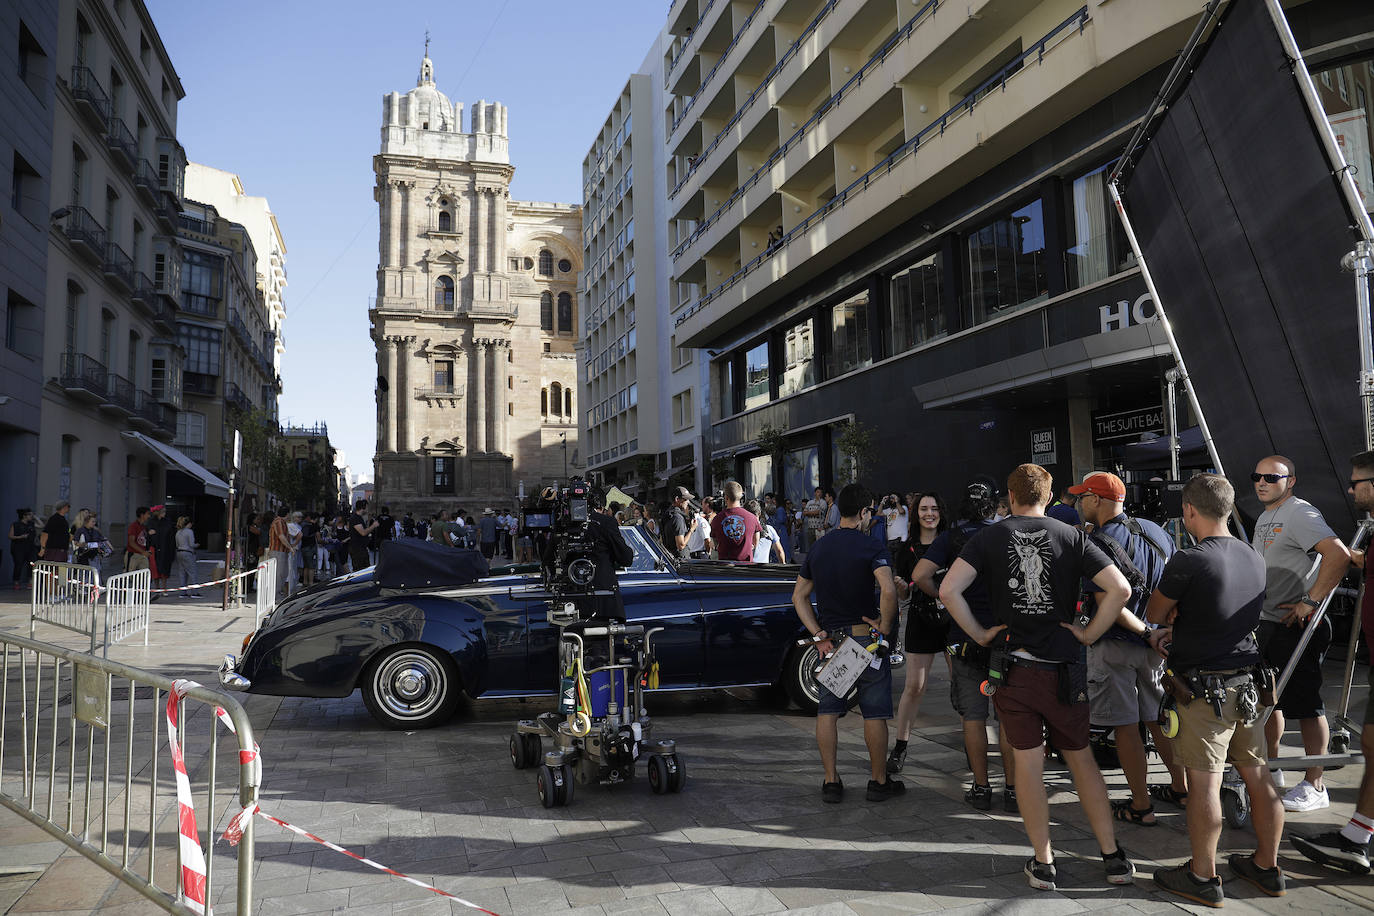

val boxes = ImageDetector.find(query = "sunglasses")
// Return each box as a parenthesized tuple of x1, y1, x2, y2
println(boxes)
(1250, 473, 1290, 484)
(1350, 477, 1374, 490)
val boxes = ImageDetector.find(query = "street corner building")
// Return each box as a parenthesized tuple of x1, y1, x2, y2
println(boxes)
(369, 51, 583, 516)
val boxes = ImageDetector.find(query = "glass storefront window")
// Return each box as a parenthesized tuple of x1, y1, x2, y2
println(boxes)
(779, 315, 815, 397)
(1314, 59, 1374, 217)
(718, 358, 735, 416)
(785, 446, 819, 508)
(827, 291, 871, 378)
(888, 252, 943, 354)
(743, 341, 770, 411)
(966, 198, 1048, 324)
(746, 454, 774, 499)
(1064, 164, 1133, 289)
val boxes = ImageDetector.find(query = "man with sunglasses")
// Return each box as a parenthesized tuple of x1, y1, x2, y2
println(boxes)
(1250, 455, 1351, 812)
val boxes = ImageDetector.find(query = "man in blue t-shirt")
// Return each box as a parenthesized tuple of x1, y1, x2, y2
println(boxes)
(1072, 471, 1185, 824)
(792, 483, 900, 804)
(911, 479, 1017, 811)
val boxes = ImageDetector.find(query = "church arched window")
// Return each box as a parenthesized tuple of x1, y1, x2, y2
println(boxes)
(557, 292, 573, 334)
(564, 387, 572, 416)
(540, 291, 553, 331)
(538, 250, 553, 276)
(438, 210, 451, 232)
(550, 382, 563, 416)
(541, 388, 549, 416)
(434, 275, 454, 309)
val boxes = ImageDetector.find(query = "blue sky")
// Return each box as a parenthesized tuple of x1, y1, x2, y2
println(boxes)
(143, 0, 666, 481)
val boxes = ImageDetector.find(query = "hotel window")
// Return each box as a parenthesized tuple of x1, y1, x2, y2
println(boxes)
(778, 314, 816, 397)
(434, 275, 454, 309)
(888, 253, 943, 354)
(1064, 164, 1132, 289)
(743, 341, 770, 411)
(965, 198, 1048, 325)
(827, 291, 872, 378)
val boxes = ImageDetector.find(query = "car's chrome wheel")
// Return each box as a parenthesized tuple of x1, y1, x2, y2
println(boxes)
(782, 643, 859, 714)
(362, 645, 461, 729)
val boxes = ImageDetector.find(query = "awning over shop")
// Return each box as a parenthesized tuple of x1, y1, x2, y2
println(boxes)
(122, 431, 230, 499)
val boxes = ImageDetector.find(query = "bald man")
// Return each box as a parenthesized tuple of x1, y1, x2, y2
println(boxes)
(1250, 455, 1350, 812)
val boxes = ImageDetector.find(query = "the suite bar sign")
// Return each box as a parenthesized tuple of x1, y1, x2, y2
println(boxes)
(1092, 405, 1166, 445)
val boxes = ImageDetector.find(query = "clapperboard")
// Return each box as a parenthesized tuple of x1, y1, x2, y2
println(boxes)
(815, 637, 877, 697)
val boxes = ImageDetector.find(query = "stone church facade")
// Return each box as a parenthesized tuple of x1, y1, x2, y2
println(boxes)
(370, 54, 582, 517)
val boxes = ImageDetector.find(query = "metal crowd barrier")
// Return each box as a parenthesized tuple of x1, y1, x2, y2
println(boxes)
(253, 559, 277, 627)
(102, 568, 151, 657)
(30, 561, 103, 653)
(0, 632, 259, 914)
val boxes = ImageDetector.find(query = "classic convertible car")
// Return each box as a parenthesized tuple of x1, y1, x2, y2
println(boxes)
(219, 527, 836, 728)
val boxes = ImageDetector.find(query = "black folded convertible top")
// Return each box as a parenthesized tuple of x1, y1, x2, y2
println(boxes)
(375, 538, 490, 589)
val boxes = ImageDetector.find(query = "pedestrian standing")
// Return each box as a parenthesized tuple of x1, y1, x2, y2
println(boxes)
(148, 505, 173, 591)
(710, 482, 762, 563)
(347, 500, 378, 572)
(286, 511, 304, 597)
(267, 507, 291, 594)
(72, 510, 112, 577)
(171, 516, 200, 596)
(803, 488, 825, 553)
(1250, 454, 1351, 811)
(882, 493, 909, 566)
(1293, 450, 1374, 874)
(941, 464, 1136, 891)
(823, 489, 840, 538)
(791, 483, 903, 803)
(1147, 473, 1286, 905)
(747, 499, 785, 563)
(300, 513, 319, 588)
(661, 487, 693, 561)
(125, 507, 152, 572)
(9, 509, 36, 588)
(888, 491, 951, 776)
(479, 508, 498, 559)
(1071, 471, 1186, 823)
(38, 501, 71, 563)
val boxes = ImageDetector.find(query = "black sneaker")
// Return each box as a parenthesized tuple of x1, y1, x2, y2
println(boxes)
(1004, 787, 1019, 814)
(866, 777, 906, 801)
(1024, 857, 1057, 891)
(821, 780, 843, 804)
(1227, 854, 1285, 896)
(1103, 847, 1135, 885)
(886, 745, 907, 775)
(1291, 830, 1372, 874)
(965, 782, 992, 810)
(1154, 862, 1223, 908)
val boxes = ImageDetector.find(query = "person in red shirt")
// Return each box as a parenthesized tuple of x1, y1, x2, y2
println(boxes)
(710, 481, 762, 562)
(125, 506, 152, 571)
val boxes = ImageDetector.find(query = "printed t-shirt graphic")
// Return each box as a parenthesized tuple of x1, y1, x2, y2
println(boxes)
(1007, 528, 1054, 614)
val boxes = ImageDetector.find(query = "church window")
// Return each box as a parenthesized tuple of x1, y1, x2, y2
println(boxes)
(438, 210, 451, 232)
(435, 275, 454, 309)
(558, 259, 572, 273)
(434, 360, 453, 392)
(433, 457, 454, 494)
(565, 388, 572, 416)
(540, 291, 553, 331)
(557, 292, 573, 334)
(524, 257, 534, 270)
(538, 250, 553, 276)
(541, 388, 548, 416)
(551, 382, 563, 416)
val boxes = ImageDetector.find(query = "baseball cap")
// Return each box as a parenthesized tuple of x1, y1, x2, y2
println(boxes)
(673, 486, 695, 501)
(1068, 471, 1126, 501)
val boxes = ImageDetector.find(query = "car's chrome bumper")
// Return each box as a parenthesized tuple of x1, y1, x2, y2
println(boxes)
(218, 654, 251, 691)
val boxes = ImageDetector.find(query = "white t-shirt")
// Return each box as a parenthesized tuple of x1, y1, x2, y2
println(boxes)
(286, 521, 302, 551)
(752, 524, 781, 563)
(885, 508, 908, 542)
(685, 512, 707, 553)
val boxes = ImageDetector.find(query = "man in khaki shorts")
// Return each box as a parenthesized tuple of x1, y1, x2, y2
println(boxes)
(1146, 474, 1285, 907)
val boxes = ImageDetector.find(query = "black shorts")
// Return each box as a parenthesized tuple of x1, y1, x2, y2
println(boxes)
(1257, 617, 1332, 719)
(905, 598, 948, 654)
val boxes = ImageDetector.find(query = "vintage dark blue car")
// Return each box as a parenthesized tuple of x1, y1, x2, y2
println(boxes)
(219, 527, 835, 728)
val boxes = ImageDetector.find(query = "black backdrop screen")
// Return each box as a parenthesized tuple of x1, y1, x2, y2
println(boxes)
(1120, 0, 1364, 532)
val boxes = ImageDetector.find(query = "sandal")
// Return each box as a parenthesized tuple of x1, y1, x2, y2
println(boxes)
(1149, 784, 1188, 808)
(1111, 798, 1157, 826)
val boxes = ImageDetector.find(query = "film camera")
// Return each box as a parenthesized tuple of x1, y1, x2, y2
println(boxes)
(523, 477, 606, 618)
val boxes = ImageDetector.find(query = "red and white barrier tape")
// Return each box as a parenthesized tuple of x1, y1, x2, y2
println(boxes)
(167, 679, 211, 915)
(31, 563, 261, 597)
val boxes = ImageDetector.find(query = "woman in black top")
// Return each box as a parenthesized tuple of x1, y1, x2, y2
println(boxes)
(888, 492, 951, 773)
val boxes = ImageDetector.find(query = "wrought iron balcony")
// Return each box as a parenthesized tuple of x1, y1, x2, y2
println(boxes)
(226, 381, 251, 414)
(99, 372, 136, 416)
(182, 373, 217, 397)
(59, 352, 108, 402)
(129, 271, 156, 306)
(104, 116, 138, 170)
(130, 390, 162, 431)
(133, 159, 160, 204)
(68, 66, 110, 129)
(102, 242, 134, 292)
(151, 297, 176, 334)
(156, 190, 178, 231)
(60, 206, 106, 263)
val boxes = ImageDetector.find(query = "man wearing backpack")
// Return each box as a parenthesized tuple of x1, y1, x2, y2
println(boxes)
(1072, 471, 1187, 824)
(661, 487, 693, 560)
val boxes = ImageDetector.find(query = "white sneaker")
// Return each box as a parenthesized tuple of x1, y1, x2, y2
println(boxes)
(1272, 769, 1285, 789)
(1282, 779, 1330, 812)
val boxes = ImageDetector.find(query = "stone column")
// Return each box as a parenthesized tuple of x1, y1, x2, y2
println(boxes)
(396, 336, 414, 451)
(494, 188, 508, 269)
(399, 181, 413, 267)
(387, 181, 403, 267)
(474, 187, 488, 274)
(382, 337, 399, 453)
(473, 338, 488, 453)
(492, 339, 508, 454)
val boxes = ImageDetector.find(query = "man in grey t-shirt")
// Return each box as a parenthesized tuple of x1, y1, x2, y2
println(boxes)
(1250, 455, 1351, 813)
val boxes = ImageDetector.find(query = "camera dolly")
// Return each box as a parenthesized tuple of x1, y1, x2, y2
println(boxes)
(510, 621, 686, 807)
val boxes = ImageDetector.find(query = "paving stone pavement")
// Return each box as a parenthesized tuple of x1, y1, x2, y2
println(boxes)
(0, 586, 1370, 914)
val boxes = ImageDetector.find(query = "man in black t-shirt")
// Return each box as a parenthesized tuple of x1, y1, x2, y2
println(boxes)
(792, 484, 902, 804)
(348, 499, 378, 572)
(1146, 473, 1285, 906)
(661, 486, 692, 560)
(39, 501, 71, 562)
(941, 464, 1134, 892)
(910, 481, 1015, 811)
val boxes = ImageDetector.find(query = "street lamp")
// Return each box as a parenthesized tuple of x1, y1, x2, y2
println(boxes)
(560, 432, 567, 478)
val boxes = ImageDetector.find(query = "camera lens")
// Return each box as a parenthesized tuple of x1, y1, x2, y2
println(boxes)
(567, 556, 596, 586)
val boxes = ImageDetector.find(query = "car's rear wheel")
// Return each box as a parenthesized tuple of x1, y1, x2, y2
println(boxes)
(781, 643, 859, 713)
(361, 644, 461, 729)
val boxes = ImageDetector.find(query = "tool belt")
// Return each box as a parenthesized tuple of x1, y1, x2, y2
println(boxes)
(946, 640, 991, 669)
(1164, 666, 1268, 725)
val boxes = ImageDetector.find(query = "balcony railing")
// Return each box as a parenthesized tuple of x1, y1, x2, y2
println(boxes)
(414, 385, 463, 399)
(151, 295, 177, 331)
(68, 66, 110, 128)
(664, 0, 719, 85)
(59, 352, 108, 402)
(129, 270, 156, 306)
(675, 5, 1093, 327)
(178, 213, 215, 235)
(226, 382, 251, 414)
(60, 206, 106, 263)
(153, 400, 176, 440)
(280, 422, 327, 437)
(131, 389, 163, 429)
(104, 116, 138, 169)
(134, 159, 160, 203)
(182, 373, 217, 397)
(102, 242, 134, 292)
(181, 292, 219, 317)
(99, 372, 136, 415)
(157, 190, 179, 231)
(669, 0, 766, 136)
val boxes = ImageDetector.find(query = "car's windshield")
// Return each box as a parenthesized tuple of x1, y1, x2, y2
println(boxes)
(619, 525, 668, 572)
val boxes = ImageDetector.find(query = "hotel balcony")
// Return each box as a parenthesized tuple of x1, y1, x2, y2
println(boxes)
(102, 242, 134, 293)
(133, 159, 161, 205)
(104, 116, 138, 171)
(130, 389, 163, 432)
(98, 372, 136, 417)
(59, 206, 106, 264)
(59, 352, 108, 403)
(68, 66, 110, 130)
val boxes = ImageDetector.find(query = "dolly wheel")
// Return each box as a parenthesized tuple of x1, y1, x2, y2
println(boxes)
(510, 734, 529, 770)
(559, 763, 575, 805)
(1222, 788, 1250, 829)
(648, 754, 669, 795)
(521, 733, 541, 767)
(538, 764, 558, 808)
(666, 754, 686, 793)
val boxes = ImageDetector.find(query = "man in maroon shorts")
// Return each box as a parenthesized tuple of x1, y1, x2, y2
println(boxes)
(941, 463, 1135, 891)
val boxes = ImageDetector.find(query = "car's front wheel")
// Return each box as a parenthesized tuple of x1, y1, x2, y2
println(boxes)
(781, 643, 859, 714)
(361, 644, 462, 729)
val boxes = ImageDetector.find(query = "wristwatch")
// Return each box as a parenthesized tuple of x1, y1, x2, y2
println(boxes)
(1299, 595, 1321, 609)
